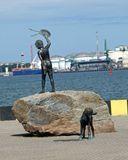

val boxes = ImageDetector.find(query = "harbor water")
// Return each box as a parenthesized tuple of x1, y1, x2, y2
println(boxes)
(1, 70, 128, 106)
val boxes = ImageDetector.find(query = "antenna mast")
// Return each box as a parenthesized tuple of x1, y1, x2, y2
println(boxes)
(96, 32, 99, 59)
(30, 45, 34, 68)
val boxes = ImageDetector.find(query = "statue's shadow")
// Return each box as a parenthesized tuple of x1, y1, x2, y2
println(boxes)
(12, 133, 36, 137)
(11, 132, 56, 137)
(11, 133, 82, 142)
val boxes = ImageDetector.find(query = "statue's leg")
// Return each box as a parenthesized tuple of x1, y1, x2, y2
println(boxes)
(90, 119, 95, 137)
(41, 70, 46, 93)
(83, 125, 86, 138)
(48, 69, 55, 92)
(88, 124, 91, 139)
(80, 120, 86, 140)
(80, 121, 83, 140)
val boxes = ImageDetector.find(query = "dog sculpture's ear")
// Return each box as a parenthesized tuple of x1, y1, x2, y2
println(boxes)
(92, 112, 97, 115)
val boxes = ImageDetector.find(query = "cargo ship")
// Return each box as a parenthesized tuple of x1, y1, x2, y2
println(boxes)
(12, 48, 42, 76)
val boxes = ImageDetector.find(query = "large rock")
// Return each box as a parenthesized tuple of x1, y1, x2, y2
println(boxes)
(12, 90, 115, 135)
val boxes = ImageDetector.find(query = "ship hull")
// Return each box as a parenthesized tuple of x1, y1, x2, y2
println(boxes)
(13, 69, 41, 76)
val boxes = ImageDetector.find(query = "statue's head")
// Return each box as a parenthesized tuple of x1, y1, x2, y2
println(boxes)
(35, 40, 44, 49)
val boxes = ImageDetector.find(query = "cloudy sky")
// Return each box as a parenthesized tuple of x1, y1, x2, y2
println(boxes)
(0, 0, 128, 62)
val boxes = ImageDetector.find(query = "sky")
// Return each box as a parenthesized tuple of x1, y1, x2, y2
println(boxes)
(0, 0, 128, 62)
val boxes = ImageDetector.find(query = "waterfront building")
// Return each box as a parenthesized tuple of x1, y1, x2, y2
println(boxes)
(51, 53, 107, 71)
(51, 56, 71, 71)
(29, 45, 128, 71)
(108, 45, 128, 67)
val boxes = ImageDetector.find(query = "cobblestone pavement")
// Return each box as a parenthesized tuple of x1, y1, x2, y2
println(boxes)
(0, 116, 128, 160)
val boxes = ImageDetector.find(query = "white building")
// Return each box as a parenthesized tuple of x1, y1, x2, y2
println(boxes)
(108, 45, 128, 67)
(48, 56, 71, 71)
(51, 56, 66, 70)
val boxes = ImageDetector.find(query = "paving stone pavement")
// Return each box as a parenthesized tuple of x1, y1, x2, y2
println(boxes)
(0, 116, 128, 160)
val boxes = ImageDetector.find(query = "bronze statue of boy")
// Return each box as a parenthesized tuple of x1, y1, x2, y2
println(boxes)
(31, 29, 55, 93)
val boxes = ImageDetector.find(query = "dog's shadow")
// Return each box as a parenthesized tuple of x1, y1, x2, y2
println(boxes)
(53, 136, 89, 142)
(53, 139, 81, 142)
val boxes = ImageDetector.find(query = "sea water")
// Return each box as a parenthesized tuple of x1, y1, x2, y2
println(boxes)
(0, 70, 128, 106)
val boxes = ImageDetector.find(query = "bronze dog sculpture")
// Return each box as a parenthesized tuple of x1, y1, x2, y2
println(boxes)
(80, 107, 97, 140)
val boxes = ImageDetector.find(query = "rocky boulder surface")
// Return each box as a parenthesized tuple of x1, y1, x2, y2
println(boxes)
(12, 90, 115, 135)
